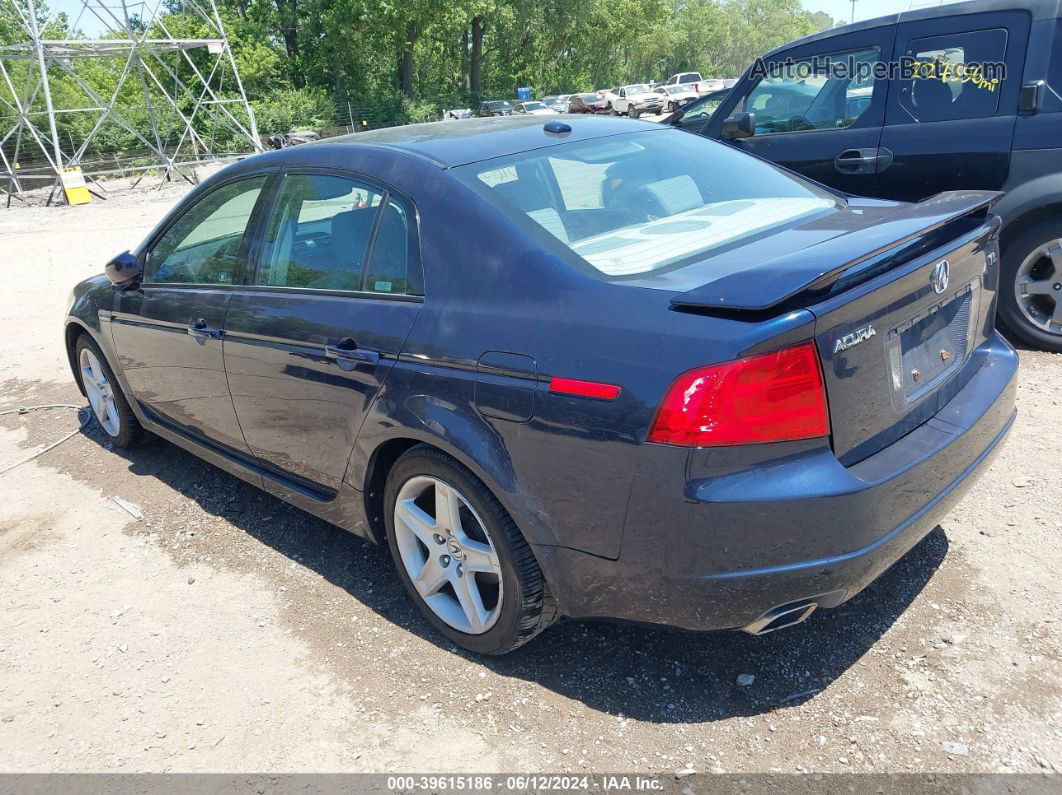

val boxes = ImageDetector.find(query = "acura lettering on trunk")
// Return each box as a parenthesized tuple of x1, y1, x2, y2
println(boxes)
(66, 116, 1018, 654)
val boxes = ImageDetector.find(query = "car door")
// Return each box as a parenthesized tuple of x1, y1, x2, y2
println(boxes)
(877, 10, 1030, 202)
(703, 26, 895, 195)
(110, 174, 271, 454)
(222, 170, 423, 496)
(669, 90, 730, 134)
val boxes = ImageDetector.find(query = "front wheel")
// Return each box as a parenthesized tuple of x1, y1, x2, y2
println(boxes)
(384, 445, 557, 654)
(998, 219, 1062, 352)
(667, 101, 676, 113)
(75, 335, 145, 447)
(628, 105, 639, 118)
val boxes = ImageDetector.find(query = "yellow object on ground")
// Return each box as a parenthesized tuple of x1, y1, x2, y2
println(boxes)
(60, 167, 90, 205)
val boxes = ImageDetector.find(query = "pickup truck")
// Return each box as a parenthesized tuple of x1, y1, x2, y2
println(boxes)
(611, 84, 663, 118)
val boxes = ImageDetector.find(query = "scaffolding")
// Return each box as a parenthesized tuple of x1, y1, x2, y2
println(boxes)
(0, 0, 263, 205)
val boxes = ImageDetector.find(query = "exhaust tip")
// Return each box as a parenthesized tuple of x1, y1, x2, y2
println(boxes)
(743, 601, 818, 636)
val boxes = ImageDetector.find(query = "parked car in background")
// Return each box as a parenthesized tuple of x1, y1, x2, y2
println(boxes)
(476, 100, 513, 117)
(612, 83, 663, 117)
(567, 93, 609, 113)
(541, 95, 571, 112)
(514, 101, 554, 116)
(691, 0, 1062, 352)
(597, 88, 619, 110)
(663, 72, 724, 93)
(72, 115, 1016, 655)
(654, 84, 700, 113)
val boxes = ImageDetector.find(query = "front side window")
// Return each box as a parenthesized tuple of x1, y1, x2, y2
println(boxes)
(742, 47, 880, 135)
(146, 176, 266, 285)
(455, 129, 838, 279)
(256, 173, 417, 295)
(899, 29, 1008, 122)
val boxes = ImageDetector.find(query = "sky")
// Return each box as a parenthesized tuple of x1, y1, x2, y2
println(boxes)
(801, 0, 938, 26)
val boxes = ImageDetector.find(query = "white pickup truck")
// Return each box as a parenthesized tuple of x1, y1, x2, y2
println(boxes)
(611, 84, 663, 118)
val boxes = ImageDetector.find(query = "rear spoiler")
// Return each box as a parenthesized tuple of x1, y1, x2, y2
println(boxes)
(670, 191, 1002, 312)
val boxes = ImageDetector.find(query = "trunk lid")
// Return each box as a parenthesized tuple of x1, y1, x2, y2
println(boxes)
(671, 190, 1002, 464)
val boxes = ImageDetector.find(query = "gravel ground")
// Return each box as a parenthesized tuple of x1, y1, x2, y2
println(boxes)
(0, 183, 1059, 775)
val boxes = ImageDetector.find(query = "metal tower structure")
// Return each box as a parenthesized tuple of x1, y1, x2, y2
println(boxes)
(0, 0, 263, 204)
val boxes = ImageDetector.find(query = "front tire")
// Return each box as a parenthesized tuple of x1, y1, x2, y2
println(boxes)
(383, 445, 557, 654)
(628, 105, 639, 118)
(998, 219, 1062, 352)
(74, 334, 145, 447)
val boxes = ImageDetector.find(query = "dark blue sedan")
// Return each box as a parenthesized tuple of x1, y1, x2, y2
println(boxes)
(66, 116, 1017, 654)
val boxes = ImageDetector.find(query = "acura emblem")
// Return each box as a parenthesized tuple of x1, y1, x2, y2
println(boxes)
(931, 260, 950, 294)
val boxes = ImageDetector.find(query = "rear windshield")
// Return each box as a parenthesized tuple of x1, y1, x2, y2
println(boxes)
(679, 74, 701, 83)
(453, 129, 839, 278)
(488, 101, 512, 110)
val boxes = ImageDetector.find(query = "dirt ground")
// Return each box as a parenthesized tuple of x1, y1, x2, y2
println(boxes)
(0, 183, 1059, 775)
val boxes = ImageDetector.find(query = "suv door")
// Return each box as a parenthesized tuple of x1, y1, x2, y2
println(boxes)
(877, 10, 1031, 202)
(110, 174, 270, 454)
(703, 26, 895, 195)
(222, 171, 423, 497)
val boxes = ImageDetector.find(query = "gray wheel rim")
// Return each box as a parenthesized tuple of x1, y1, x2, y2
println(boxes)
(393, 475, 503, 634)
(1014, 237, 1062, 335)
(79, 347, 120, 437)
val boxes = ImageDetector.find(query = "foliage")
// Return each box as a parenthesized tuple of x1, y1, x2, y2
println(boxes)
(0, 0, 837, 167)
(252, 87, 335, 134)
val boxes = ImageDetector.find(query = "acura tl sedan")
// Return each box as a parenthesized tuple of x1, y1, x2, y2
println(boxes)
(67, 116, 1017, 655)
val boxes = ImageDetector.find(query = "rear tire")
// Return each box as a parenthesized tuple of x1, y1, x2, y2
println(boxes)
(74, 334, 145, 448)
(383, 445, 557, 655)
(998, 218, 1062, 353)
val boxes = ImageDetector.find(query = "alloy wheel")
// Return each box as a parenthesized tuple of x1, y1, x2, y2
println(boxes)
(1014, 237, 1062, 336)
(79, 347, 120, 436)
(392, 475, 504, 634)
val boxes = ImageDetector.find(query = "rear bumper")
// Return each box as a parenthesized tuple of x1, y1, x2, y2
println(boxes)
(534, 332, 1018, 632)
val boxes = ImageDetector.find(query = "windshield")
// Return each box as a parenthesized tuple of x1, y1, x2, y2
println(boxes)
(488, 101, 512, 110)
(664, 85, 685, 94)
(522, 102, 547, 110)
(579, 93, 598, 101)
(454, 130, 839, 279)
(624, 84, 650, 94)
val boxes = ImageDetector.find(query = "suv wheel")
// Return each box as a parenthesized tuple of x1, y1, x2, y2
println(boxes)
(75, 335, 145, 447)
(999, 219, 1062, 352)
(383, 445, 557, 654)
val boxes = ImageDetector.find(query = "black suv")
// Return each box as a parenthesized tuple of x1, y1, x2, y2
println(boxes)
(671, 0, 1062, 351)
(476, 100, 514, 117)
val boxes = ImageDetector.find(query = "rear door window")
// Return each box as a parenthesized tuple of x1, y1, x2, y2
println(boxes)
(898, 29, 1008, 121)
(256, 173, 419, 295)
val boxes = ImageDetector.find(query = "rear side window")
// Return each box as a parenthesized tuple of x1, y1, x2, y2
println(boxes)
(256, 174, 418, 295)
(898, 29, 1008, 122)
(741, 47, 880, 135)
(454, 130, 838, 279)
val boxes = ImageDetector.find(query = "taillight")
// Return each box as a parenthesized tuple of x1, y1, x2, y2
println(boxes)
(647, 342, 830, 447)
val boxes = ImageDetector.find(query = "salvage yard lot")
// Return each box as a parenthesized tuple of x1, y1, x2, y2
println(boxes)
(0, 185, 1059, 773)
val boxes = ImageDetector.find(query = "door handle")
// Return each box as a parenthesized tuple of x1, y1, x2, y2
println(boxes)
(834, 147, 893, 175)
(324, 337, 380, 369)
(187, 319, 221, 343)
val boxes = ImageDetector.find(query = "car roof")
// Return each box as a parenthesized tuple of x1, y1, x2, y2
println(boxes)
(294, 115, 664, 169)
(764, 0, 1060, 58)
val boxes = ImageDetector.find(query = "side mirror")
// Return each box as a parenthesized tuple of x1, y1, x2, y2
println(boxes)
(105, 250, 143, 289)
(722, 111, 755, 140)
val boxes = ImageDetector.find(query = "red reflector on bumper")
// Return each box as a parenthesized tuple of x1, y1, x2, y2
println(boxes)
(549, 378, 621, 400)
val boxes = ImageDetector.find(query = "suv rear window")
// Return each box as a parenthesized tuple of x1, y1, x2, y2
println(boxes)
(454, 130, 838, 279)
(899, 28, 1008, 122)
